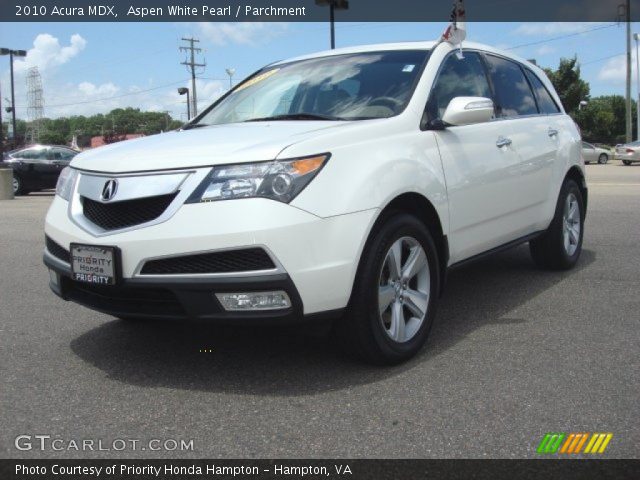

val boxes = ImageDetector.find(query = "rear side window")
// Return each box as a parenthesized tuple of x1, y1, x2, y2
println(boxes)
(485, 55, 538, 117)
(426, 52, 492, 122)
(525, 70, 561, 114)
(17, 149, 46, 160)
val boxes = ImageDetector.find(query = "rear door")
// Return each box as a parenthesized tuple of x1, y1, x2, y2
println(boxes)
(483, 54, 557, 234)
(582, 142, 597, 163)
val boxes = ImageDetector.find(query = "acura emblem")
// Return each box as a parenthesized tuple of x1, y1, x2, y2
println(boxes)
(101, 179, 118, 201)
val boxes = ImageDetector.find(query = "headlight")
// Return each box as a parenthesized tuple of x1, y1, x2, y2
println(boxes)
(55, 167, 78, 201)
(187, 153, 330, 204)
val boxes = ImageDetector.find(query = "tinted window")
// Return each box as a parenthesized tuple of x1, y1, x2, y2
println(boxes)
(486, 55, 538, 117)
(17, 148, 48, 160)
(197, 50, 429, 124)
(51, 148, 76, 161)
(525, 70, 561, 114)
(427, 52, 492, 121)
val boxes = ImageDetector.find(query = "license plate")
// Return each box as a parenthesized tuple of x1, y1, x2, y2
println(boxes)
(70, 244, 117, 285)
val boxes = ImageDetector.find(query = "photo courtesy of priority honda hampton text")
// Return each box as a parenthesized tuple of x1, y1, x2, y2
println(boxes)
(44, 39, 586, 364)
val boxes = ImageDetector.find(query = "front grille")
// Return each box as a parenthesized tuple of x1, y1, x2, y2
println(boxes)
(62, 277, 184, 317)
(140, 248, 276, 275)
(82, 193, 178, 231)
(45, 236, 71, 264)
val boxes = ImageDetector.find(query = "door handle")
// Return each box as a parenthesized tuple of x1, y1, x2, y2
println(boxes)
(548, 128, 559, 137)
(496, 136, 512, 148)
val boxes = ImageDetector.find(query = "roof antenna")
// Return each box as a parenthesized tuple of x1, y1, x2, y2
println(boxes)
(438, 0, 467, 59)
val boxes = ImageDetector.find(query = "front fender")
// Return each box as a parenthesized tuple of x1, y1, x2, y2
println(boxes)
(289, 129, 449, 236)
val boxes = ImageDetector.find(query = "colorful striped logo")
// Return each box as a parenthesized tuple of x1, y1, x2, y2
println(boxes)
(537, 433, 613, 454)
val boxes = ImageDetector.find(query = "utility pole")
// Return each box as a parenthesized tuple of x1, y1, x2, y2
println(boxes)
(180, 37, 205, 117)
(625, 0, 632, 143)
(635, 33, 640, 141)
(315, 1, 349, 50)
(1, 48, 27, 148)
(0, 81, 3, 159)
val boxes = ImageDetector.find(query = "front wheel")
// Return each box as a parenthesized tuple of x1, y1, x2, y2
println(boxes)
(336, 213, 440, 365)
(530, 179, 585, 270)
(12, 175, 25, 196)
(598, 153, 609, 164)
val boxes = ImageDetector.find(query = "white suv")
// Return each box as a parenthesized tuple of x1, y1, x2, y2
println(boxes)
(44, 41, 586, 364)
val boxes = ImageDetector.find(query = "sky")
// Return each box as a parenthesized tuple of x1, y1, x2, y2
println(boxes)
(0, 21, 636, 121)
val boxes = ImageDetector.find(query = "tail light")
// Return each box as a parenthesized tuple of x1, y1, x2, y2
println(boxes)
(626, 148, 635, 153)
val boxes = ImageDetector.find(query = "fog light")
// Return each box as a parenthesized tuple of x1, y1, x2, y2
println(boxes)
(48, 269, 59, 287)
(215, 291, 292, 311)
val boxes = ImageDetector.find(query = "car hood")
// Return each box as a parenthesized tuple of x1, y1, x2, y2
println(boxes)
(71, 121, 348, 173)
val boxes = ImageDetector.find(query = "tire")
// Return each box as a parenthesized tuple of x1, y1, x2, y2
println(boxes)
(598, 154, 608, 164)
(12, 175, 25, 196)
(336, 213, 440, 365)
(530, 179, 585, 270)
(623, 160, 633, 166)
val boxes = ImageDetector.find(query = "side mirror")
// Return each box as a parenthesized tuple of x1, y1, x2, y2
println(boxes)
(441, 97, 494, 127)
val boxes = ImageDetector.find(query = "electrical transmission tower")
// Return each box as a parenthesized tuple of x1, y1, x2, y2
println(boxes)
(26, 67, 44, 144)
(179, 37, 206, 117)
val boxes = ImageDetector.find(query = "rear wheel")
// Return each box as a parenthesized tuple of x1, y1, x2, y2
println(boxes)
(623, 160, 633, 166)
(598, 153, 608, 164)
(336, 213, 439, 365)
(530, 179, 584, 270)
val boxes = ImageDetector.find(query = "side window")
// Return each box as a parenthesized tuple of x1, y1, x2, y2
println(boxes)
(19, 149, 42, 160)
(525, 70, 561, 114)
(15, 149, 34, 159)
(485, 55, 538, 117)
(51, 148, 75, 161)
(426, 52, 492, 122)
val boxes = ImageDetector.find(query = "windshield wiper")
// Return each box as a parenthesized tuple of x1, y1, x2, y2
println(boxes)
(183, 123, 210, 130)
(245, 113, 344, 122)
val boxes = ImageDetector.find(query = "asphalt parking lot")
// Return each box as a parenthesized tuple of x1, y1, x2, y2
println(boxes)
(1, 162, 639, 459)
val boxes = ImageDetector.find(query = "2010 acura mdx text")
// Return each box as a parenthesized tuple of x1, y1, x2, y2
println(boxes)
(44, 41, 587, 364)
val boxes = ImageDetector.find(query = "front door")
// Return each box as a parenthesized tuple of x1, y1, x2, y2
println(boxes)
(425, 51, 534, 262)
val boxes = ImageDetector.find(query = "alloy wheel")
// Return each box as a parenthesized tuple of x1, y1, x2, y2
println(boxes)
(562, 193, 581, 256)
(378, 236, 430, 343)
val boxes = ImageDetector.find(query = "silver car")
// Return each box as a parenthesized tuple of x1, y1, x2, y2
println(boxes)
(614, 141, 640, 165)
(582, 142, 610, 164)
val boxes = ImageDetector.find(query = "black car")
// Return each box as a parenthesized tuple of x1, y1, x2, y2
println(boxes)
(1, 145, 78, 195)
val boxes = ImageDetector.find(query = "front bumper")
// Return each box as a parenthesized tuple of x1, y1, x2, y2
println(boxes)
(44, 252, 342, 324)
(44, 195, 378, 318)
(613, 154, 640, 162)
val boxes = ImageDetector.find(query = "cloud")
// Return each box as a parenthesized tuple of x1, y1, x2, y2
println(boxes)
(77, 82, 119, 97)
(535, 45, 557, 56)
(597, 54, 635, 85)
(14, 33, 86, 73)
(195, 22, 287, 46)
(513, 22, 606, 37)
(36, 79, 226, 120)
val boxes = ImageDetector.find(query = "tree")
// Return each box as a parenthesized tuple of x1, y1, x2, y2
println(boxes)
(575, 95, 637, 145)
(13, 108, 184, 148)
(543, 57, 590, 115)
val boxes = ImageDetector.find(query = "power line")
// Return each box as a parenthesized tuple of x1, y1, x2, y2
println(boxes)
(582, 52, 625, 66)
(180, 37, 206, 117)
(16, 79, 188, 109)
(506, 23, 618, 51)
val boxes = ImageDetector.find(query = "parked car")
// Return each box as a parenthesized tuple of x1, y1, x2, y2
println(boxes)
(1, 145, 78, 195)
(43, 41, 586, 364)
(614, 141, 640, 165)
(582, 142, 610, 164)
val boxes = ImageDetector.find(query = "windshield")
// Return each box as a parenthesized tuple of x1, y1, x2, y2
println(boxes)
(195, 50, 429, 126)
